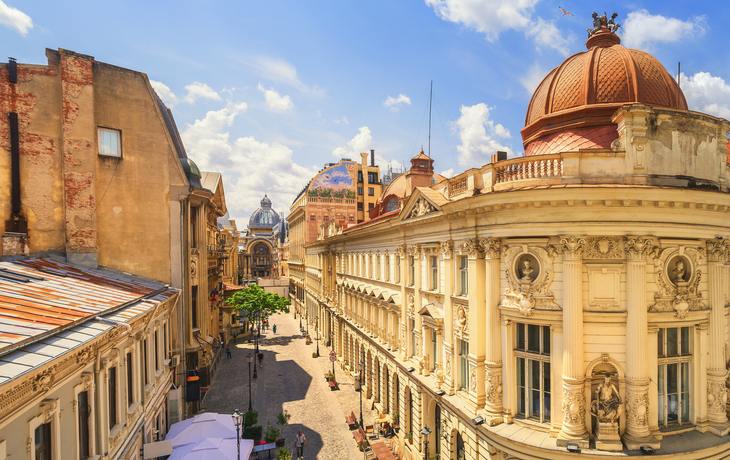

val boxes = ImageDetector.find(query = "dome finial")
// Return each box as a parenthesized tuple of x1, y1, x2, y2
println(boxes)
(586, 11, 621, 49)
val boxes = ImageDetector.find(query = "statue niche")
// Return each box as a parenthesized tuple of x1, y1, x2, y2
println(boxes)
(590, 364, 624, 451)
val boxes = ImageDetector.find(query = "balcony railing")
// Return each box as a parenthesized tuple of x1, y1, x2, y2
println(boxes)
(494, 153, 563, 184)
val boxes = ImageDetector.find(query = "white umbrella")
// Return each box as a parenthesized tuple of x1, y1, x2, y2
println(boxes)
(168, 438, 254, 460)
(165, 412, 238, 448)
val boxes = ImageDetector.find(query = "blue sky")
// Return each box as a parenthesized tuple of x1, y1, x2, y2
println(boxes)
(3, 1, 730, 223)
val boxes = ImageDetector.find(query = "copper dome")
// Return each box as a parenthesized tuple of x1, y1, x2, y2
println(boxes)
(521, 26, 688, 154)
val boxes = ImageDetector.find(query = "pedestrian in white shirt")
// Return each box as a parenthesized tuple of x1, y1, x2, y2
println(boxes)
(295, 430, 306, 459)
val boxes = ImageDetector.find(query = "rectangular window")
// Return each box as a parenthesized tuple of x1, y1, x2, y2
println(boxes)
(432, 329, 438, 371)
(459, 340, 469, 390)
(368, 203, 374, 210)
(191, 286, 198, 329)
(155, 330, 160, 371)
(431, 256, 438, 291)
(395, 256, 401, 283)
(310, 215, 316, 220)
(409, 256, 415, 286)
(459, 256, 468, 296)
(109, 366, 117, 430)
(143, 339, 149, 385)
(515, 323, 551, 423)
(78, 391, 90, 459)
(35, 422, 52, 460)
(357, 187, 363, 195)
(385, 255, 390, 281)
(658, 326, 692, 426)
(126, 352, 134, 406)
(98, 128, 121, 157)
(190, 206, 198, 249)
(163, 323, 168, 359)
(357, 203, 363, 210)
(349, 216, 354, 221)
(324, 216, 329, 221)
(411, 319, 417, 357)
(368, 187, 374, 196)
(376, 255, 381, 280)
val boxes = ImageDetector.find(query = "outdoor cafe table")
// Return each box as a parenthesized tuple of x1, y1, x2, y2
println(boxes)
(252, 442, 276, 459)
(374, 417, 388, 432)
(370, 441, 396, 460)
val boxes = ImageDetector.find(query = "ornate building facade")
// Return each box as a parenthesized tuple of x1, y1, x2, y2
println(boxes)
(288, 16, 730, 459)
(239, 194, 282, 280)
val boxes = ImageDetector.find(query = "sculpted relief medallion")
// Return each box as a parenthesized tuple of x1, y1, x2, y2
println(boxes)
(650, 246, 706, 318)
(501, 244, 560, 315)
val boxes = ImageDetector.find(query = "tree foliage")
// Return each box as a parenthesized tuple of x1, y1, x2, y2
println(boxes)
(226, 284, 290, 323)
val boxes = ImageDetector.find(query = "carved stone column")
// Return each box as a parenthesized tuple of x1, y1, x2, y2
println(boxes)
(441, 241, 456, 394)
(464, 238, 486, 414)
(411, 244, 423, 360)
(557, 236, 589, 448)
(396, 244, 408, 360)
(623, 236, 660, 450)
(706, 241, 730, 435)
(481, 238, 503, 424)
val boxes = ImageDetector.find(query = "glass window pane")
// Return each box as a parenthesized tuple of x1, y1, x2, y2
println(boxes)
(527, 324, 540, 352)
(530, 359, 540, 389)
(667, 328, 678, 356)
(517, 357, 525, 386)
(658, 365, 664, 396)
(542, 326, 550, 354)
(544, 362, 551, 392)
(110, 130, 118, 154)
(680, 327, 690, 355)
(657, 328, 664, 357)
(681, 391, 690, 423)
(516, 323, 525, 350)
(681, 362, 690, 392)
(667, 394, 679, 424)
(518, 387, 525, 415)
(544, 392, 551, 422)
(667, 363, 678, 394)
(531, 389, 540, 419)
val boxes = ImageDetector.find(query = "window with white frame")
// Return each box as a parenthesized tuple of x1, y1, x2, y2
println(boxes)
(108, 366, 118, 430)
(98, 128, 121, 157)
(430, 255, 438, 291)
(459, 339, 469, 390)
(515, 323, 551, 423)
(458, 256, 468, 296)
(658, 326, 692, 427)
(409, 256, 415, 286)
(126, 351, 134, 407)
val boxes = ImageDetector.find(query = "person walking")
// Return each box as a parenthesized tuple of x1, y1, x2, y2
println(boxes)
(257, 351, 264, 367)
(226, 346, 232, 359)
(272, 324, 277, 334)
(294, 430, 306, 459)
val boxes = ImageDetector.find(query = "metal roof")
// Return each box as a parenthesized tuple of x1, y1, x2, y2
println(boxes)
(0, 257, 178, 385)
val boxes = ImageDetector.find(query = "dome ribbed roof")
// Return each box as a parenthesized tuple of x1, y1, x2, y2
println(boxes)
(522, 24, 688, 152)
(248, 194, 280, 229)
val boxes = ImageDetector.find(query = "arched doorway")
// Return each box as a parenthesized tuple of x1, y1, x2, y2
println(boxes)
(405, 386, 413, 437)
(434, 404, 441, 456)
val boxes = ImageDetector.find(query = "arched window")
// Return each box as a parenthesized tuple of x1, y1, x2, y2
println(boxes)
(435, 405, 441, 455)
(385, 197, 399, 212)
(406, 387, 413, 436)
(456, 431, 465, 460)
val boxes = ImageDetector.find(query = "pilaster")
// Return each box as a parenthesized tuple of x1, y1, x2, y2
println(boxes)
(442, 241, 456, 395)
(464, 237, 486, 413)
(482, 238, 503, 424)
(557, 235, 589, 448)
(706, 241, 730, 434)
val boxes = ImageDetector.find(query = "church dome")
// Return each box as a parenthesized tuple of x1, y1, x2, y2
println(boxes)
(248, 194, 280, 229)
(522, 18, 688, 156)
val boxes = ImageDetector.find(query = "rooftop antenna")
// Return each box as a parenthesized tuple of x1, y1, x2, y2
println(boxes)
(428, 80, 433, 158)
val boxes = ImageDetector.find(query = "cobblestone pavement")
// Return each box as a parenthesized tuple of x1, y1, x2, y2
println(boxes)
(203, 311, 379, 459)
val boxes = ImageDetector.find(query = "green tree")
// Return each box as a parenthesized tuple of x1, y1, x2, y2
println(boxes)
(226, 284, 291, 328)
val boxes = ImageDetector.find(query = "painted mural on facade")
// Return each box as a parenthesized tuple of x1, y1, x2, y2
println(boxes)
(308, 162, 357, 199)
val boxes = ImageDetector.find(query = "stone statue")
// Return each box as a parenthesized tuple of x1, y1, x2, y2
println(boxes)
(435, 367, 445, 389)
(520, 259, 534, 281)
(587, 12, 602, 37)
(672, 259, 687, 283)
(457, 307, 467, 330)
(607, 12, 620, 33)
(591, 374, 624, 423)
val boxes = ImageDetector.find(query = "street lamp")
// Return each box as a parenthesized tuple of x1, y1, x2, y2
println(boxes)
(299, 310, 302, 331)
(330, 332, 335, 374)
(253, 315, 258, 380)
(420, 425, 432, 460)
(246, 353, 253, 412)
(232, 409, 243, 460)
(358, 361, 364, 429)
(315, 316, 320, 357)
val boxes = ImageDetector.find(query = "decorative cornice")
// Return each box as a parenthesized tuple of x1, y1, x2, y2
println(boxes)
(560, 235, 587, 260)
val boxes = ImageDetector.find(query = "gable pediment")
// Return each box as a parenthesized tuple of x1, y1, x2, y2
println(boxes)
(400, 187, 447, 221)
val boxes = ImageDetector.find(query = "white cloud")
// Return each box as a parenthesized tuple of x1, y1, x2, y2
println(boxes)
(183, 82, 222, 104)
(150, 80, 179, 106)
(440, 168, 455, 178)
(0, 0, 32, 36)
(520, 63, 546, 94)
(333, 116, 349, 124)
(623, 9, 706, 49)
(181, 103, 317, 221)
(425, 0, 570, 55)
(333, 126, 373, 158)
(452, 103, 512, 168)
(525, 18, 571, 56)
(680, 71, 730, 119)
(257, 83, 294, 112)
(243, 55, 326, 97)
(383, 94, 412, 112)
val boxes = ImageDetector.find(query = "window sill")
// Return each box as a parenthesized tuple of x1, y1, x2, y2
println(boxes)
(128, 402, 140, 415)
(144, 383, 154, 393)
(659, 424, 694, 435)
(155, 369, 164, 378)
(109, 423, 124, 439)
(451, 295, 468, 302)
(512, 417, 551, 433)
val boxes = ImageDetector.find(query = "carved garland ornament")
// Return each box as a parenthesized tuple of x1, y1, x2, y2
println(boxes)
(485, 370, 503, 405)
(649, 244, 706, 317)
(583, 236, 624, 259)
(707, 380, 728, 413)
(501, 244, 560, 315)
(470, 367, 477, 393)
(625, 388, 649, 427)
(562, 386, 586, 426)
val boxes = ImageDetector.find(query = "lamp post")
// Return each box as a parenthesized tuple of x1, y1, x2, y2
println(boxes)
(420, 425, 432, 460)
(330, 332, 335, 374)
(315, 316, 320, 357)
(299, 310, 302, 331)
(253, 314, 258, 380)
(358, 361, 364, 429)
(246, 353, 253, 412)
(232, 409, 242, 460)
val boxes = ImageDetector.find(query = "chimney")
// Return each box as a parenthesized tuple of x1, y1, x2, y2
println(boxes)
(492, 151, 508, 163)
(370, 149, 375, 167)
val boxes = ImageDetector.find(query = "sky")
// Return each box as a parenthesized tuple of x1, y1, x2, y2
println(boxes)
(3, 1, 730, 225)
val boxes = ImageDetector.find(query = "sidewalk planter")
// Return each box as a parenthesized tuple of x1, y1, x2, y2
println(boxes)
(405, 433, 413, 444)
(312, 351, 318, 358)
(276, 438, 286, 448)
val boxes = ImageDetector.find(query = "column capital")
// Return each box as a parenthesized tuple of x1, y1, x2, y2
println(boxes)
(441, 240, 454, 259)
(624, 236, 656, 261)
(395, 244, 406, 258)
(408, 243, 422, 257)
(706, 240, 730, 263)
(461, 238, 484, 260)
(560, 235, 587, 260)
(480, 238, 502, 259)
